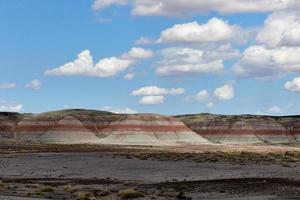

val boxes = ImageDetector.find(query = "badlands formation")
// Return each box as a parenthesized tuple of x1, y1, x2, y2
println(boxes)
(176, 113, 300, 144)
(0, 109, 300, 145)
(0, 109, 207, 145)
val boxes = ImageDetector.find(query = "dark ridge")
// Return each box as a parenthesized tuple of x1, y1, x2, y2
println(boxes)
(0, 112, 21, 121)
(0, 112, 20, 116)
(175, 113, 300, 118)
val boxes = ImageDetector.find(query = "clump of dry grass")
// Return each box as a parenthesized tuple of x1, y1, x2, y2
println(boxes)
(118, 188, 145, 199)
(35, 191, 44, 196)
(39, 185, 54, 193)
(74, 191, 85, 200)
(63, 184, 77, 193)
(74, 191, 97, 200)
(0, 181, 7, 191)
(0, 181, 6, 187)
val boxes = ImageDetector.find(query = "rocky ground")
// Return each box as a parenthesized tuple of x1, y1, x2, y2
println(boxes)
(0, 177, 299, 200)
(0, 142, 300, 199)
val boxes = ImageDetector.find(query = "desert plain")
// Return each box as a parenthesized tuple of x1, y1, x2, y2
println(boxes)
(0, 109, 299, 200)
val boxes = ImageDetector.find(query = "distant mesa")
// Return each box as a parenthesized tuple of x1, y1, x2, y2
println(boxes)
(0, 109, 300, 146)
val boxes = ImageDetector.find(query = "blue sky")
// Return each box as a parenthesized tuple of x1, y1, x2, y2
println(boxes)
(1, 0, 300, 115)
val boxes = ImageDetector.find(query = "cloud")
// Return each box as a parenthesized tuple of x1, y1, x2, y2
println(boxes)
(131, 86, 185, 96)
(256, 12, 300, 48)
(195, 90, 210, 102)
(45, 50, 94, 76)
(92, 0, 300, 16)
(156, 47, 224, 76)
(131, 86, 184, 105)
(203, 44, 241, 61)
(121, 47, 154, 59)
(101, 106, 138, 114)
(93, 57, 135, 77)
(234, 12, 300, 79)
(138, 95, 164, 105)
(267, 105, 285, 114)
(285, 76, 300, 92)
(135, 19, 242, 78)
(187, 83, 235, 109)
(233, 46, 300, 78)
(214, 84, 234, 100)
(45, 48, 153, 78)
(157, 18, 246, 44)
(92, 0, 127, 11)
(0, 102, 23, 112)
(0, 82, 16, 89)
(25, 79, 42, 90)
(123, 72, 135, 80)
(132, 86, 168, 96)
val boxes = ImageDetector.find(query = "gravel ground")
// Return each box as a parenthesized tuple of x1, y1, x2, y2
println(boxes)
(0, 152, 299, 183)
(0, 149, 299, 199)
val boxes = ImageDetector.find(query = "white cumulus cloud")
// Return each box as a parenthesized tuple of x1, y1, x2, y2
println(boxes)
(195, 90, 210, 102)
(131, 86, 184, 96)
(132, 86, 185, 105)
(156, 47, 224, 76)
(0, 102, 23, 112)
(256, 12, 300, 48)
(234, 12, 300, 79)
(139, 95, 164, 105)
(157, 18, 246, 44)
(233, 46, 300, 78)
(121, 47, 154, 60)
(214, 84, 234, 101)
(285, 76, 300, 92)
(45, 47, 153, 78)
(132, 86, 168, 96)
(92, 0, 300, 16)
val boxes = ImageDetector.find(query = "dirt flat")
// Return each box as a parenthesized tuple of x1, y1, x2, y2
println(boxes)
(0, 143, 299, 199)
(0, 151, 299, 199)
(0, 152, 299, 182)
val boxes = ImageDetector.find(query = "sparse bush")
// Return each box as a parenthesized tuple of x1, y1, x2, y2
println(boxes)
(39, 186, 54, 192)
(176, 183, 189, 192)
(63, 184, 76, 193)
(0, 181, 6, 187)
(74, 191, 85, 200)
(35, 191, 44, 196)
(74, 191, 97, 200)
(118, 188, 145, 199)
